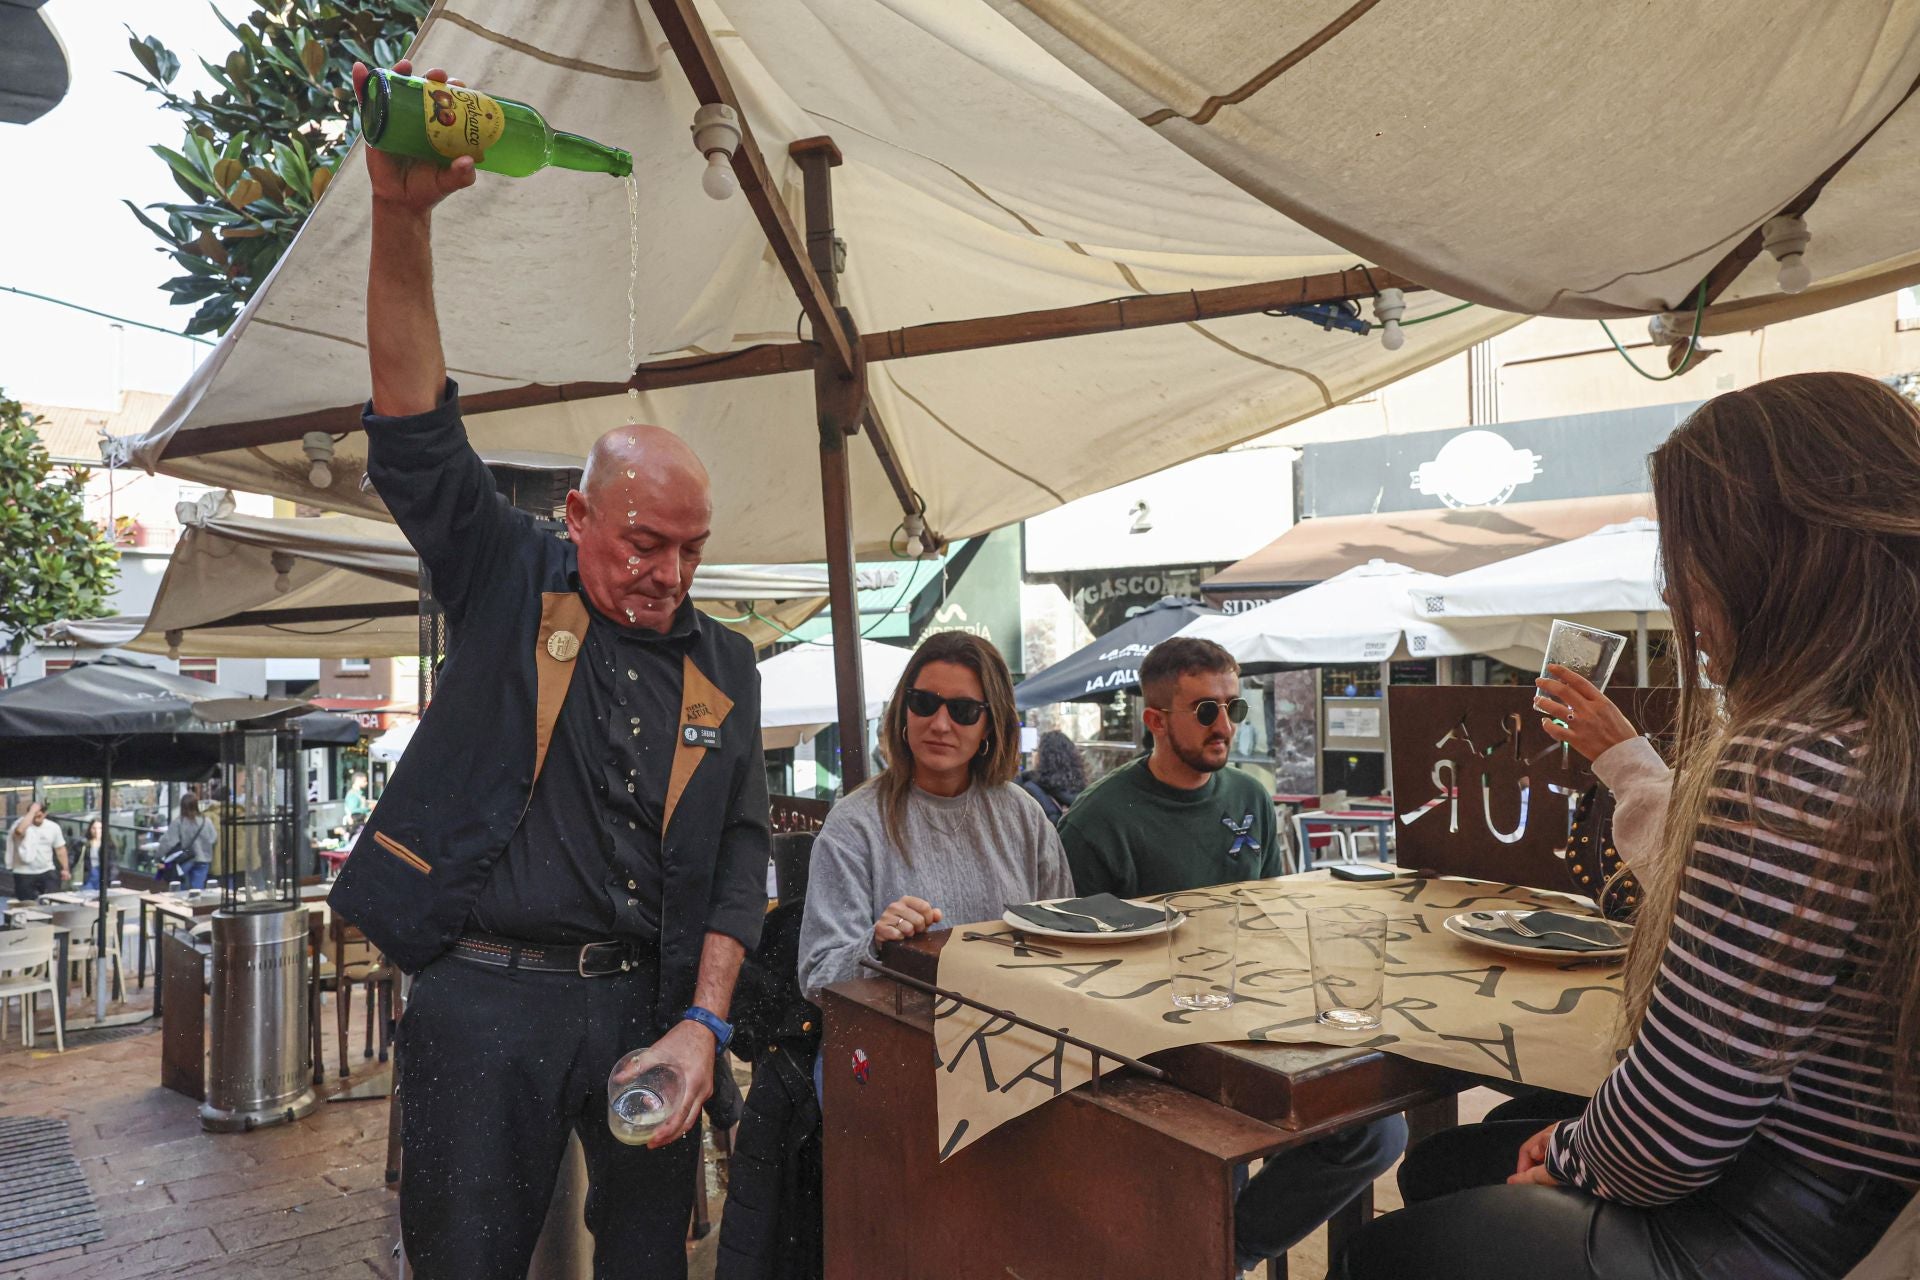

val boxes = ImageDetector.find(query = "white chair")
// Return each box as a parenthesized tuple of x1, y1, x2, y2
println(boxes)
(44, 904, 125, 1006)
(0, 929, 63, 1052)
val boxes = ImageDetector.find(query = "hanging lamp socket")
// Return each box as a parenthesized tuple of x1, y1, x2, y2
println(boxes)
(1762, 215, 1812, 294)
(1372, 288, 1407, 351)
(691, 104, 741, 201)
(301, 432, 335, 488)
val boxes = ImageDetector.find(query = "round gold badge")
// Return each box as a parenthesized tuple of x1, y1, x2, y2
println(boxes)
(545, 629, 581, 662)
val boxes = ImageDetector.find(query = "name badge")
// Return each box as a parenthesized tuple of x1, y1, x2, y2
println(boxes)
(683, 724, 721, 750)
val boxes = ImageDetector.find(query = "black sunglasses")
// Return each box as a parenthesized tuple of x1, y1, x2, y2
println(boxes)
(1158, 697, 1249, 727)
(904, 688, 990, 726)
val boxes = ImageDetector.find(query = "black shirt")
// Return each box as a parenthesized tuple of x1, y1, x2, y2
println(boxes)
(468, 592, 698, 944)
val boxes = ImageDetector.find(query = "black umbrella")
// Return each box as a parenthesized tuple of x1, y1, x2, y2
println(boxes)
(1015, 597, 1225, 710)
(0, 656, 355, 777)
(0, 656, 356, 1021)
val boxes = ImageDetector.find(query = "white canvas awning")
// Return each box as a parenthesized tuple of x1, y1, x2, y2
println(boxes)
(1178, 559, 1550, 668)
(42, 495, 831, 658)
(1410, 518, 1670, 633)
(759, 638, 914, 750)
(1005, 1, 1920, 324)
(369, 718, 419, 764)
(113, 0, 1513, 563)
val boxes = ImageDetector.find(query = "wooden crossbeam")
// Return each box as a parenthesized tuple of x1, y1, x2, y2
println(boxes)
(158, 268, 1423, 459)
(647, 0, 857, 378)
(194, 600, 416, 628)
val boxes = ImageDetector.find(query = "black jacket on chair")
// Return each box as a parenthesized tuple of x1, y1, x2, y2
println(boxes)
(329, 383, 769, 1027)
(716, 899, 823, 1280)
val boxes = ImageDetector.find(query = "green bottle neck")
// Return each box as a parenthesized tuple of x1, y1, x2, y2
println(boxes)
(551, 131, 632, 178)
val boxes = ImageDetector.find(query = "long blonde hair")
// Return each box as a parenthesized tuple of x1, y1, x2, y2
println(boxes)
(1623, 372, 1920, 1117)
(865, 631, 1022, 862)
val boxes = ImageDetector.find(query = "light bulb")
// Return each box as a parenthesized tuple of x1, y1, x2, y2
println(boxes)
(1371, 287, 1407, 351)
(1777, 254, 1812, 295)
(702, 152, 737, 200)
(301, 431, 336, 489)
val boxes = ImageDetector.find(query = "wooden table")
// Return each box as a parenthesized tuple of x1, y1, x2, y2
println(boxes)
(822, 931, 1471, 1279)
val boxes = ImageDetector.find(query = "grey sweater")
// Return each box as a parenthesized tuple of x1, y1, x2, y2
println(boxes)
(798, 781, 1073, 1002)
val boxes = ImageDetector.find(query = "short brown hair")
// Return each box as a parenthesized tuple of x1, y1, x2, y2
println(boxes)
(1139, 637, 1238, 708)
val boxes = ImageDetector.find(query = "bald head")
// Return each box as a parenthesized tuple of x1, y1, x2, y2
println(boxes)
(566, 423, 714, 633)
(581, 423, 710, 502)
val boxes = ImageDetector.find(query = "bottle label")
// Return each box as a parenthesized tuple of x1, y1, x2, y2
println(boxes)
(421, 83, 506, 160)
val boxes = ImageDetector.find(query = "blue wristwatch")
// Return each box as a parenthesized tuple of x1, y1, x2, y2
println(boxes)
(683, 1005, 733, 1054)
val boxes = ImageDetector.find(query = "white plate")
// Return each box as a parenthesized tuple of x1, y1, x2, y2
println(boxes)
(1000, 899, 1185, 943)
(1443, 911, 1630, 960)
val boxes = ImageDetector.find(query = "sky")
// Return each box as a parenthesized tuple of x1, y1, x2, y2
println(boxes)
(0, 0, 256, 409)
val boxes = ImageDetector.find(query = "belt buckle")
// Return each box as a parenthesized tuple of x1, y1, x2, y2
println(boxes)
(576, 940, 631, 978)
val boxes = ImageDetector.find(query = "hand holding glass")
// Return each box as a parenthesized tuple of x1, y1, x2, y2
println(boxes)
(607, 1048, 683, 1146)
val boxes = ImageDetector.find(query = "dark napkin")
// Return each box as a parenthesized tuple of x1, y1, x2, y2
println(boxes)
(1460, 910, 1629, 952)
(1005, 893, 1169, 934)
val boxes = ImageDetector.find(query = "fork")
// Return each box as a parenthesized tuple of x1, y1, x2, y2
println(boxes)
(1035, 904, 1119, 933)
(1492, 909, 1623, 946)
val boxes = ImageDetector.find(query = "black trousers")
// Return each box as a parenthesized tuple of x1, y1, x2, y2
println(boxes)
(10, 871, 58, 901)
(399, 953, 698, 1280)
(1337, 1101, 1910, 1280)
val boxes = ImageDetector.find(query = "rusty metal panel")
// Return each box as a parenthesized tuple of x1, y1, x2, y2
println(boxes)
(1387, 685, 1676, 891)
(822, 978, 1269, 1280)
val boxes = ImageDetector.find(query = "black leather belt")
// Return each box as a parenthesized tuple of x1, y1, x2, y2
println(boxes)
(450, 930, 655, 978)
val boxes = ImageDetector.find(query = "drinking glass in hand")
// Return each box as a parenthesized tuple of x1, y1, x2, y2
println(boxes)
(607, 1050, 682, 1146)
(1165, 891, 1237, 1011)
(1539, 619, 1627, 690)
(1307, 905, 1388, 1030)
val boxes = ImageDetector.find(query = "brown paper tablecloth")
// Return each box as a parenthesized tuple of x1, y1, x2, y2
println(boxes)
(929, 873, 1625, 1158)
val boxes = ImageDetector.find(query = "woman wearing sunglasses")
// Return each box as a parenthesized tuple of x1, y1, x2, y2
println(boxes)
(798, 631, 1073, 1006)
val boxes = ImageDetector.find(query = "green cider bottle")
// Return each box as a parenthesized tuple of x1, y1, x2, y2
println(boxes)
(358, 69, 633, 179)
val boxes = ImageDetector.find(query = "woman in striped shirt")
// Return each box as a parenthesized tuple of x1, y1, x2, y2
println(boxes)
(1338, 371, 1920, 1280)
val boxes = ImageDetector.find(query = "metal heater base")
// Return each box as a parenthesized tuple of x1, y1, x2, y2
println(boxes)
(200, 1087, 318, 1133)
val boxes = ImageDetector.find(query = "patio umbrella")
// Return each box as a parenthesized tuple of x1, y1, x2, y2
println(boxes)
(1178, 560, 1551, 669)
(758, 640, 914, 750)
(1015, 597, 1222, 710)
(0, 656, 355, 1021)
(41, 495, 833, 658)
(1408, 518, 1668, 682)
(1017, 3, 1920, 323)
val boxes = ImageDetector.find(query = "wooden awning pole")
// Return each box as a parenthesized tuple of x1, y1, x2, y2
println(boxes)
(793, 138, 871, 791)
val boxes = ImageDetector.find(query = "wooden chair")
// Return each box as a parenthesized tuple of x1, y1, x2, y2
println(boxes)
(322, 915, 396, 1079)
(0, 929, 63, 1052)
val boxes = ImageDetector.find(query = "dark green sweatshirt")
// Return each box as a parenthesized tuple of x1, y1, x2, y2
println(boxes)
(1059, 757, 1280, 898)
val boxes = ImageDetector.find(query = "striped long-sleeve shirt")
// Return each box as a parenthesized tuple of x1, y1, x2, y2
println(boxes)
(1546, 721, 1920, 1205)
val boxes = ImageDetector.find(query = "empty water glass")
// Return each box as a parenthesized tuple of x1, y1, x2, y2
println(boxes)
(1165, 891, 1236, 1011)
(1308, 905, 1388, 1030)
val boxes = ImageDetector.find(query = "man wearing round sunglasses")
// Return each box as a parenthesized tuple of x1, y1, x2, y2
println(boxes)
(1060, 637, 1278, 899)
(1059, 637, 1405, 1275)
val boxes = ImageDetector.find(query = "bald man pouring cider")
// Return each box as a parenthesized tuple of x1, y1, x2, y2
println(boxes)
(328, 60, 770, 1280)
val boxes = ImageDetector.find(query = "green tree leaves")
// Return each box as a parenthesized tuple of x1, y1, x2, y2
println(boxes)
(123, 1, 428, 335)
(0, 394, 120, 658)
